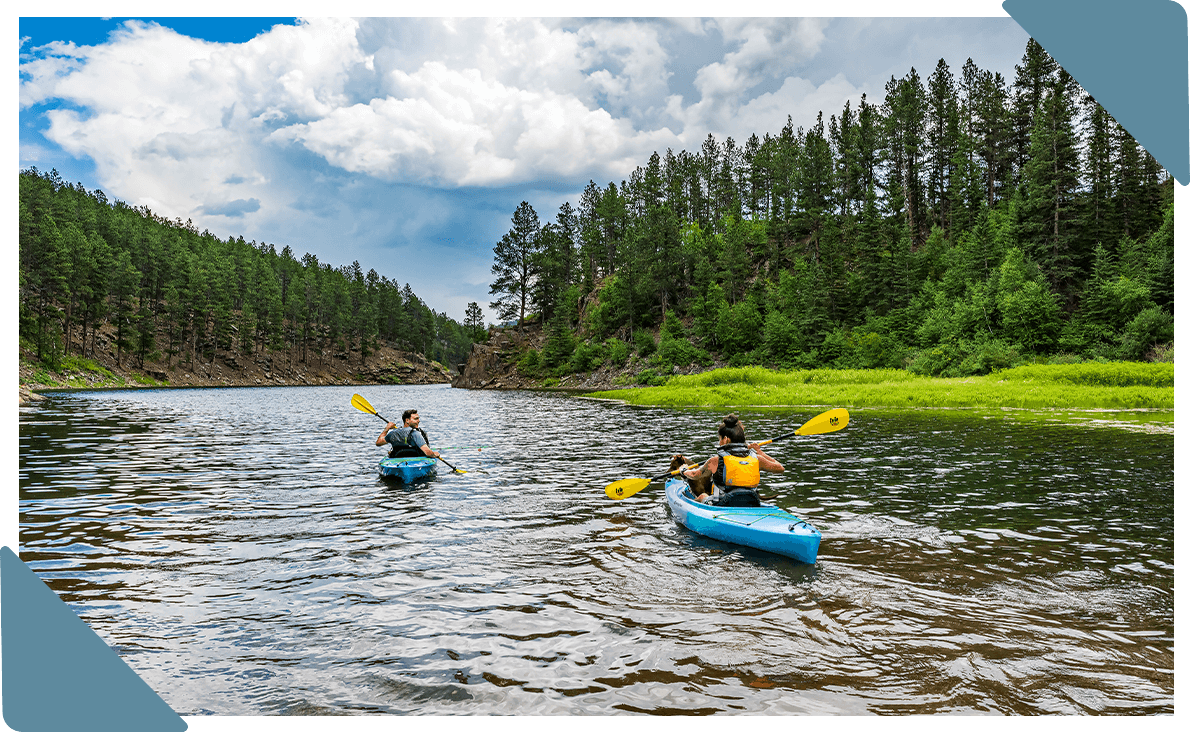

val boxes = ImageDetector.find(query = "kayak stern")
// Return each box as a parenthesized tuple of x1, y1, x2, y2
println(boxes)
(664, 478, 820, 564)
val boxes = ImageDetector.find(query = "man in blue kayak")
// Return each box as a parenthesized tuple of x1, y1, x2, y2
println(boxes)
(375, 409, 442, 460)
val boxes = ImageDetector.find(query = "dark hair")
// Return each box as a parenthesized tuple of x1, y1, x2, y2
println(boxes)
(718, 413, 746, 443)
(402, 409, 418, 423)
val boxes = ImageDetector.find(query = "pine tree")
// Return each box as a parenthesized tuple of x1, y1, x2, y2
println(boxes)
(1081, 97, 1116, 254)
(489, 201, 541, 332)
(884, 70, 927, 247)
(464, 302, 486, 341)
(1021, 69, 1082, 299)
(1011, 38, 1058, 184)
(926, 58, 960, 234)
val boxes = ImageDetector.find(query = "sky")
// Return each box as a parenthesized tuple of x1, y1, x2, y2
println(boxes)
(16, 5, 1039, 325)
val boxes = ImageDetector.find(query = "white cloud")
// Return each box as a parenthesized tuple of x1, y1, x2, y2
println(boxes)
(676, 18, 831, 138)
(732, 72, 867, 140)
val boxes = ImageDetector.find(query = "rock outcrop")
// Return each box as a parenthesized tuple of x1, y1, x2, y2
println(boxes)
(452, 327, 542, 390)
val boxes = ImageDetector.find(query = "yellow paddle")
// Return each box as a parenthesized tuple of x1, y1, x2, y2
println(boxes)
(604, 407, 850, 500)
(351, 393, 468, 474)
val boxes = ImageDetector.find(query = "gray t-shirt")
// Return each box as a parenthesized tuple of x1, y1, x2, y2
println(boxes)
(386, 426, 427, 452)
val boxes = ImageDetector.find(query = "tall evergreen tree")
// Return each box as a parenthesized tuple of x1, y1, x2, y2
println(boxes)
(884, 69, 927, 247)
(489, 201, 542, 332)
(1021, 69, 1082, 299)
(1011, 38, 1058, 184)
(926, 59, 960, 234)
(1081, 97, 1116, 254)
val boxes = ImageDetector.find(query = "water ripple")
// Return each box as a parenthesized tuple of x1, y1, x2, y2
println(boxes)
(18, 385, 1173, 714)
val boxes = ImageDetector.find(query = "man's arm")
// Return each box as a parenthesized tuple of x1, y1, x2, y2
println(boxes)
(412, 430, 440, 458)
(376, 422, 396, 447)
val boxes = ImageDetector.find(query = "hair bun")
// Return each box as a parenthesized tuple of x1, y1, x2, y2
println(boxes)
(722, 414, 739, 426)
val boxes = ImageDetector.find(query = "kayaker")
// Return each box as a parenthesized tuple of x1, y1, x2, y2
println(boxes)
(673, 413, 783, 506)
(375, 409, 441, 460)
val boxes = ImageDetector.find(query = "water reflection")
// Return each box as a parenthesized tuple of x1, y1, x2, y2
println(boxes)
(19, 385, 1173, 714)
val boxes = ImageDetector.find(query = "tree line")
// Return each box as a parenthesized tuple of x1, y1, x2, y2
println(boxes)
(19, 168, 475, 373)
(489, 39, 1174, 380)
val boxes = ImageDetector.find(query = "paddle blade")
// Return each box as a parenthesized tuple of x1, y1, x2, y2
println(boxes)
(795, 408, 849, 436)
(436, 457, 467, 474)
(351, 393, 378, 416)
(605, 478, 651, 500)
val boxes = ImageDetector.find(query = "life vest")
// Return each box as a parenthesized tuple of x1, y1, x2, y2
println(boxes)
(713, 443, 760, 488)
(389, 427, 430, 459)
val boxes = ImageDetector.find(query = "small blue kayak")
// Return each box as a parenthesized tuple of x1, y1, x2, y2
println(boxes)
(378, 456, 437, 482)
(664, 478, 821, 564)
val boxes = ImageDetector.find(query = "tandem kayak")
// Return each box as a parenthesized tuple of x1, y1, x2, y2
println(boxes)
(664, 478, 821, 564)
(378, 456, 437, 482)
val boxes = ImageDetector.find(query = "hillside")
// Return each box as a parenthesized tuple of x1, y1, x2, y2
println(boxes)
(20, 318, 452, 405)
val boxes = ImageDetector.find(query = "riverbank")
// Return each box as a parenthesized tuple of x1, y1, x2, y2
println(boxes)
(584, 363, 1174, 429)
(19, 341, 453, 405)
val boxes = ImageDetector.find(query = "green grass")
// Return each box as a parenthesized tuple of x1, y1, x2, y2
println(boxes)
(586, 363, 1174, 411)
(23, 354, 128, 389)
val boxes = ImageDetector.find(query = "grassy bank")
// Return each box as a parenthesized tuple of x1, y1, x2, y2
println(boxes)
(585, 363, 1174, 412)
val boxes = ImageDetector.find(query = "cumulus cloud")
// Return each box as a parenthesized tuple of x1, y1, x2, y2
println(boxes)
(677, 18, 831, 137)
(19, 16, 858, 208)
(731, 72, 867, 141)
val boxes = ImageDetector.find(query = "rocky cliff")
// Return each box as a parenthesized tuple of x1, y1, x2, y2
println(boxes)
(451, 326, 545, 390)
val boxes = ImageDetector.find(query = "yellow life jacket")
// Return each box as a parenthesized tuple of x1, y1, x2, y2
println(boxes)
(713, 444, 760, 488)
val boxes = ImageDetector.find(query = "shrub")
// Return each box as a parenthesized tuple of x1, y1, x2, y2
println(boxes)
(569, 340, 605, 372)
(604, 338, 630, 367)
(516, 348, 542, 377)
(635, 368, 668, 386)
(1115, 307, 1173, 361)
(634, 328, 656, 357)
(655, 336, 712, 369)
(541, 322, 576, 371)
(907, 343, 965, 377)
(1148, 343, 1174, 363)
(954, 339, 1020, 375)
(908, 339, 1021, 377)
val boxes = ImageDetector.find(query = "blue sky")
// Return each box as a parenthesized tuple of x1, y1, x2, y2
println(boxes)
(19, 8, 1036, 324)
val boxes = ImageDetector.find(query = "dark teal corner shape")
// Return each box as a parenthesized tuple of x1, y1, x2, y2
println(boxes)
(1003, 0, 1189, 184)
(1, 546, 187, 732)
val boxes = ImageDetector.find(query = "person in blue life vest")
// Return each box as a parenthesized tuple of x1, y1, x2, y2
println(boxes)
(375, 408, 441, 460)
(672, 413, 783, 506)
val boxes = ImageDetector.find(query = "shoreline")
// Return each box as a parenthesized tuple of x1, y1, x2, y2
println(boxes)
(578, 396, 1173, 435)
(18, 340, 454, 405)
(581, 364, 1174, 432)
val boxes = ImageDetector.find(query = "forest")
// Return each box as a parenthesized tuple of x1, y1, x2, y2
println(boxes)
(18, 168, 479, 375)
(489, 39, 1175, 382)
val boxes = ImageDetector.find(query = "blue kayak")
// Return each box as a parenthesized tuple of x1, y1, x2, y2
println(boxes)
(664, 478, 821, 564)
(378, 456, 437, 482)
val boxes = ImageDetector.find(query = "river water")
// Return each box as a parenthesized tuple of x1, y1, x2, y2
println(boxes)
(17, 384, 1173, 715)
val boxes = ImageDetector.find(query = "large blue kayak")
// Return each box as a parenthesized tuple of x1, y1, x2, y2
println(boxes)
(378, 456, 437, 482)
(664, 478, 821, 564)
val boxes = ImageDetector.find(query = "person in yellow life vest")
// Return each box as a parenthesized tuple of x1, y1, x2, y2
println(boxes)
(672, 413, 783, 506)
